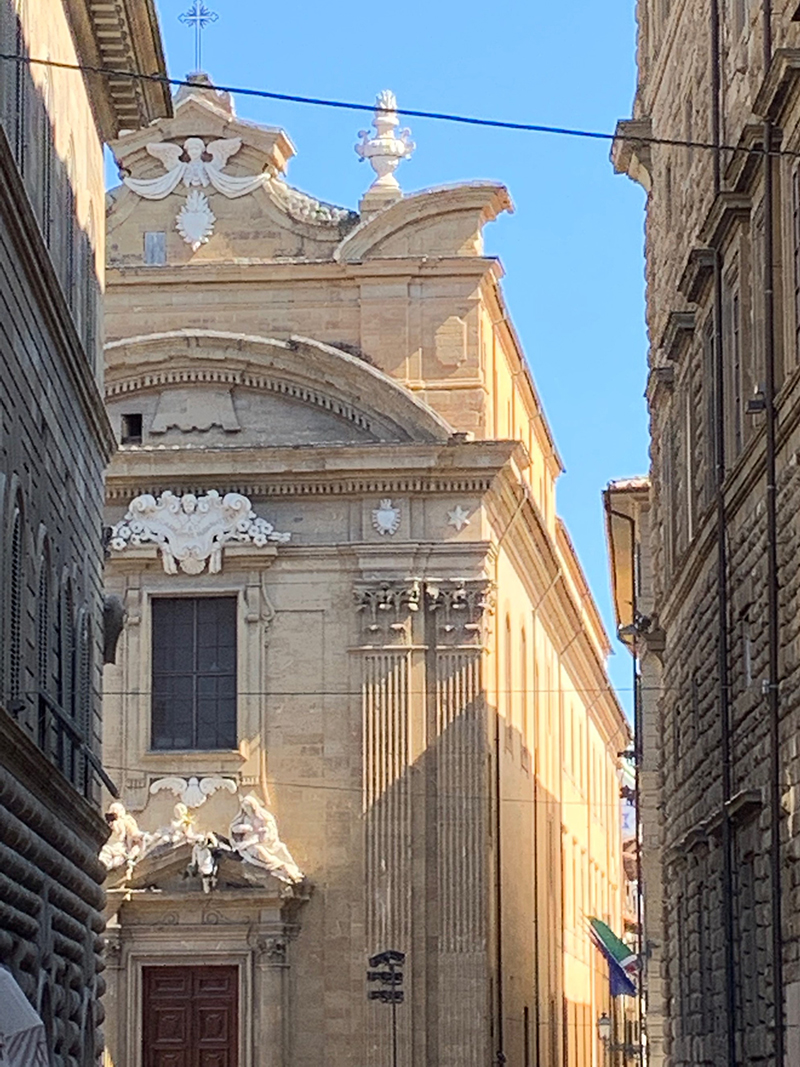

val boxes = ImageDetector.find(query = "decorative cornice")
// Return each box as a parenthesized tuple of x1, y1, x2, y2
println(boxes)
(648, 362, 674, 407)
(677, 247, 715, 304)
(0, 125, 116, 460)
(106, 474, 496, 504)
(724, 124, 770, 193)
(753, 48, 800, 124)
(69, 0, 171, 139)
(660, 311, 695, 363)
(610, 117, 653, 191)
(698, 192, 750, 251)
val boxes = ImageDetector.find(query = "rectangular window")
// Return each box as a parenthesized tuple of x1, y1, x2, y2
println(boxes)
(151, 597, 237, 750)
(732, 290, 743, 454)
(144, 231, 167, 266)
(120, 413, 143, 445)
(703, 317, 718, 505)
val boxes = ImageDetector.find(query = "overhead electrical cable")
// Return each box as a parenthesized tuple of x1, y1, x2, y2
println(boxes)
(0, 51, 798, 158)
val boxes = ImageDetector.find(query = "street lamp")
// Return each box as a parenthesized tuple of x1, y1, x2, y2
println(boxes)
(597, 1011, 640, 1062)
(597, 1012, 612, 1044)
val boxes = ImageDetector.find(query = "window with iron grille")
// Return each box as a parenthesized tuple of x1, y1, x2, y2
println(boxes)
(793, 168, 800, 365)
(13, 19, 25, 171)
(37, 560, 49, 692)
(57, 581, 75, 718)
(9, 507, 23, 702)
(151, 597, 237, 750)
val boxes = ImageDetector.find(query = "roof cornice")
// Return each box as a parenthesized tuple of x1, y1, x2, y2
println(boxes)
(65, 0, 171, 141)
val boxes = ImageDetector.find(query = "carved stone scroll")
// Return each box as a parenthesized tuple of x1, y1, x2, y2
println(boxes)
(109, 490, 290, 574)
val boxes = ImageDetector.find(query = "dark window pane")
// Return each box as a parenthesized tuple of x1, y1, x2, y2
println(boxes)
(151, 597, 237, 750)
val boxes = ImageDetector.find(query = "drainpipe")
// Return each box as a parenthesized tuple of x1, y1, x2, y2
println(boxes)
(761, 3, 785, 1063)
(709, 3, 738, 1063)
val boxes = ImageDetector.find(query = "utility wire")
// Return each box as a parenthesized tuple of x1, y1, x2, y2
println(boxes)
(1, 51, 799, 159)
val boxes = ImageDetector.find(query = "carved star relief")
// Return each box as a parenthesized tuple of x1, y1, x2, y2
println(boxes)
(447, 505, 471, 532)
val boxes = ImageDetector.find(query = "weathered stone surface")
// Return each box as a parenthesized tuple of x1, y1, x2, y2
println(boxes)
(614, 4, 800, 1065)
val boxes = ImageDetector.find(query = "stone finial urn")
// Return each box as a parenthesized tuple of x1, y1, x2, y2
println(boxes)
(355, 90, 415, 214)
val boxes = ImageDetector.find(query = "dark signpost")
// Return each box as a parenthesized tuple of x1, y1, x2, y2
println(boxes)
(367, 950, 405, 1067)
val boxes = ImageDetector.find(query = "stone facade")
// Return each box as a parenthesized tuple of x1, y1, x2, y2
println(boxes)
(613, 3, 800, 1065)
(605, 480, 664, 1067)
(101, 79, 631, 1067)
(0, 1, 168, 1063)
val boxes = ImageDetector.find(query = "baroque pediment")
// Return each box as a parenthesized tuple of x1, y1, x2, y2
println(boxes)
(108, 79, 357, 263)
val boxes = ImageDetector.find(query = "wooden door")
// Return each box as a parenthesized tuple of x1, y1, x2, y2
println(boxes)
(143, 966, 238, 1067)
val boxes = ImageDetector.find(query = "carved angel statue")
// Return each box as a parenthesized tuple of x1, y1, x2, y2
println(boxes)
(124, 137, 269, 201)
(99, 802, 145, 879)
(229, 794, 304, 884)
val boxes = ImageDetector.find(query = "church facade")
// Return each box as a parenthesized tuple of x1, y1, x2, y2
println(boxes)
(100, 77, 630, 1067)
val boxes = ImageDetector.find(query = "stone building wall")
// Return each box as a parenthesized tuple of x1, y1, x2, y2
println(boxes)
(99, 79, 630, 1067)
(0, 1, 168, 1063)
(615, 2, 800, 1063)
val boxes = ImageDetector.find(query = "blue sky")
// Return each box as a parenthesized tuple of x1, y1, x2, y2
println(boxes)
(144, 0, 648, 709)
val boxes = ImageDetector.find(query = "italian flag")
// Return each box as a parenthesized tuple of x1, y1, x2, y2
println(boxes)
(589, 917, 638, 997)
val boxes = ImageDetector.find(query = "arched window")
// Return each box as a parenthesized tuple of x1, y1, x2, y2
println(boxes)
(79, 610, 93, 731)
(8, 503, 23, 702)
(57, 578, 75, 716)
(12, 2, 26, 171)
(37, 549, 50, 692)
(520, 627, 528, 744)
(40, 66, 53, 247)
(504, 614, 513, 728)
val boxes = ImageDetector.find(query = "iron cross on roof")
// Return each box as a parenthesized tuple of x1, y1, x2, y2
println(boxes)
(179, 0, 218, 73)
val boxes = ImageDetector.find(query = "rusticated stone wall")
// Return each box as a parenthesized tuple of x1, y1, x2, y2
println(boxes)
(617, 2, 800, 1063)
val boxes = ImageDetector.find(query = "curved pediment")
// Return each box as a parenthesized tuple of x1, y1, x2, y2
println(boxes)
(336, 182, 513, 262)
(105, 330, 452, 448)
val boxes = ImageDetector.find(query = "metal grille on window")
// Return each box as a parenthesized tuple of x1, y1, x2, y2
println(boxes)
(37, 561, 49, 693)
(9, 508, 23, 703)
(13, 19, 25, 170)
(57, 580, 75, 718)
(151, 597, 237, 751)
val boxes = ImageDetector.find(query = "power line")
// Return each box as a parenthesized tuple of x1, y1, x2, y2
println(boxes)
(100, 762, 633, 809)
(1, 51, 798, 159)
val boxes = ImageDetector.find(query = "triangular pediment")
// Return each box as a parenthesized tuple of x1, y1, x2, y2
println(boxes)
(106, 843, 306, 899)
(112, 77, 295, 179)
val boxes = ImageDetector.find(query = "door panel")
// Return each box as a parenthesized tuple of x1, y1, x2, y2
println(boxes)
(143, 966, 238, 1067)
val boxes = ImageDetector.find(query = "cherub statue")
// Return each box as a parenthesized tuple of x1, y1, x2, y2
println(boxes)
(190, 832, 226, 894)
(142, 802, 200, 858)
(99, 802, 144, 879)
(123, 137, 269, 200)
(229, 794, 304, 884)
